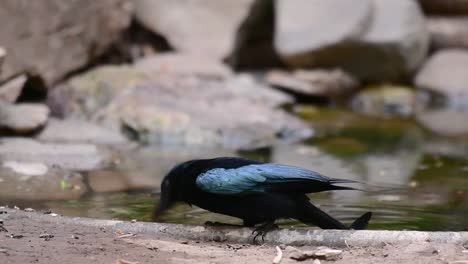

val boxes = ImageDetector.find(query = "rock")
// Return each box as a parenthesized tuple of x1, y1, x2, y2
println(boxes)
(419, 0, 468, 15)
(351, 85, 416, 117)
(0, 138, 115, 171)
(415, 49, 468, 97)
(275, 0, 372, 59)
(0, 161, 86, 201)
(0, 74, 27, 103)
(289, 247, 343, 261)
(58, 65, 311, 148)
(427, 16, 468, 51)
(51, 65, 147, 118)
(135, 0, 254, 60)
(134, 53, 232, 78)
(0, 0, 133, 85)
(96, 75, 309, 148)
(37, 118, 127, 145)
(0, 102, 49, 134)
(266, 69, 358, 98)
(274, 0, 429, 82)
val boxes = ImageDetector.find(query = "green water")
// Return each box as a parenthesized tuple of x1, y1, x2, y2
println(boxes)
(5, 107, 468, 231)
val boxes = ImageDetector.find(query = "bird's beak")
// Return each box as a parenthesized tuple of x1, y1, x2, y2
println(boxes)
(152, 189, 174, 221)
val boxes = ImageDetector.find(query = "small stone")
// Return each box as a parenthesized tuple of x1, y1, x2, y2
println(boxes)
(23, 208, 35, 212)
(7, 234, 23, 239)
(312, 259, 321, 264)
(314, 247, 343, 260)
(39, 233, 54, 240)
(289, 247, 342, 261)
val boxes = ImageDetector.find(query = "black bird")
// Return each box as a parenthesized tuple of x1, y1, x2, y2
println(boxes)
(153, 157, 372, 241)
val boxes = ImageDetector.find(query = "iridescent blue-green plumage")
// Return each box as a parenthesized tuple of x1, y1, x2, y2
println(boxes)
(154, 157, 372, 234)
(196, 163, 357, 194)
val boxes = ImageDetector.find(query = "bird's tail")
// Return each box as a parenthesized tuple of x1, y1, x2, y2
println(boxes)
(296, 202, 372, 230)
(350, 212, 372, 230)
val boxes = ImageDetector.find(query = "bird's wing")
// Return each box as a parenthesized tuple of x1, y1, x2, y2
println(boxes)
(196, 163, 357, 195)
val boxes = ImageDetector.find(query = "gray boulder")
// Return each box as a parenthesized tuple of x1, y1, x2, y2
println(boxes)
(57, 62, 312, 149)
(0, 102, 49, 134)
(274, 0, 429, 82)
(415, 49, 468, 97)
(95, 74, 310, 148)
(135, 0, 254, 60)
(0, 0, 133, 85)
(414, 49, 468, 136)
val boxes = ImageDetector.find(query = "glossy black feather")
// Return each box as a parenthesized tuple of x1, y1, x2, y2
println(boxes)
(154, 157, 372, 231)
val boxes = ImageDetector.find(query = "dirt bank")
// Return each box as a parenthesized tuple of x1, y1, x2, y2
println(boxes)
(0, 208, 466, 264)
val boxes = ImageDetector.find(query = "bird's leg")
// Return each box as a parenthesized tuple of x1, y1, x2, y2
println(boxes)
(204, 221, 242, 227)
(251, 221, 278, 244)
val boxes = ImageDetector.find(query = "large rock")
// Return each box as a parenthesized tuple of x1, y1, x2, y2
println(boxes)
(414, 49, 468, 136)
(56, 61, 312, 148)
(0, 102, 49, 134)
(0, 0, 133, 85)
(415, 49, 468, 97)
(95, 75, 310, 148)
(274, 0, 429, 82)
(0, 138, 115, 171)
(427, 16, 468, 51)
(135, 0, 254, 60)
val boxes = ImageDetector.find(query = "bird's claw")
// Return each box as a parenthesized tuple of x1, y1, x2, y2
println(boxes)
(251, 222, 278, 244)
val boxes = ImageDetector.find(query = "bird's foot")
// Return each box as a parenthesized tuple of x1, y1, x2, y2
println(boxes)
(204, 221, 241, 227)
(251, 222, 278, 245)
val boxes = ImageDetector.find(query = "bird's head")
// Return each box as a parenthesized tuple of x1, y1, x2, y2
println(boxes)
(152, 160, 198, 220)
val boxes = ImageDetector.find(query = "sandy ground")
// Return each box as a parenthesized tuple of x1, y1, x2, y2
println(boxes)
(0, 210, 467, 264)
